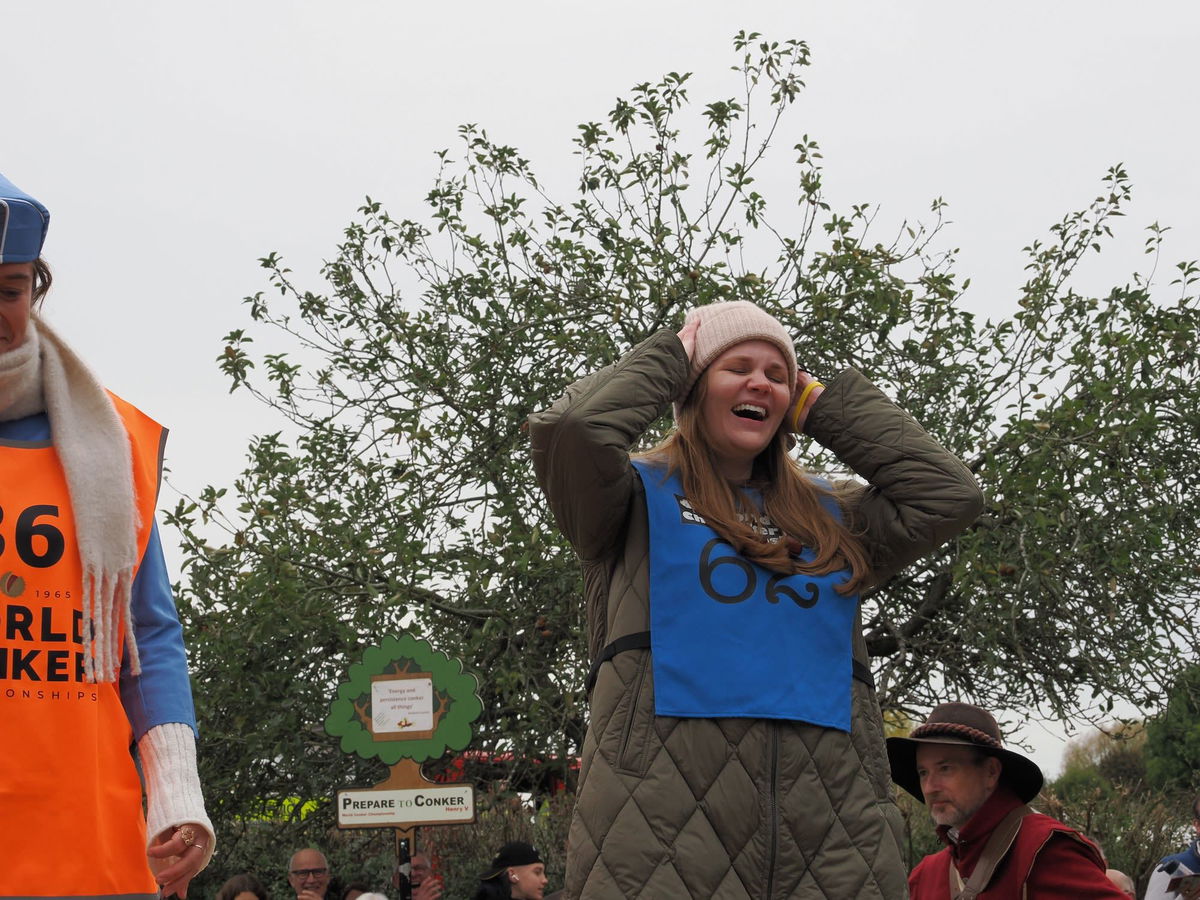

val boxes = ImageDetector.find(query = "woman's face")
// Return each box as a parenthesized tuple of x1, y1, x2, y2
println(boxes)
(0, 261, 34, 352)
(697, 339, 791, 481)
(508, 862, 548, 900)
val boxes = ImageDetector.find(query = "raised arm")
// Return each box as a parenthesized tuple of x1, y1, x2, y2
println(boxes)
(529, 328, 688, 561)
(802, 367, 984, 586)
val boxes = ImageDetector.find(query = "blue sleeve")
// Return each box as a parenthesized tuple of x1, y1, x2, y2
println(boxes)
(120, 522, 198, 740)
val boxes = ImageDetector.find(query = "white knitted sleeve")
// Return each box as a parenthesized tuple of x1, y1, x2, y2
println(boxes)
(138, 722, 216, 872)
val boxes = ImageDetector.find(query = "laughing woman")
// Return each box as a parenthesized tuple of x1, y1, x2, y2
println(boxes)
(529, 301, 983, 899)
(0, 172, 213, 898)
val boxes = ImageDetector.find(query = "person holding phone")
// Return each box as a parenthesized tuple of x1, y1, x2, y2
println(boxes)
(530, 300, 984, 898)
(0, 171, 213, 898)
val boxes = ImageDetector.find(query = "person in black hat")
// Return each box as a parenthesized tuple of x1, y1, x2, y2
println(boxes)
(471, 842, 548, 900)
(887, 702, 1127, 898)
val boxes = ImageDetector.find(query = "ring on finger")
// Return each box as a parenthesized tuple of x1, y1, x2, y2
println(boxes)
(177, 825, 197, 847)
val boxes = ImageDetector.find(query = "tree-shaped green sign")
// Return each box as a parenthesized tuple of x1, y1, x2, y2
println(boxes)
(326, 633, 483, 764)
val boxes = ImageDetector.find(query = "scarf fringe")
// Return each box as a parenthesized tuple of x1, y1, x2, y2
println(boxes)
(81, 565, 139, 681)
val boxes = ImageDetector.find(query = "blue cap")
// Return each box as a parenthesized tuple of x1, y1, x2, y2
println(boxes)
(0, 173, 50, 264)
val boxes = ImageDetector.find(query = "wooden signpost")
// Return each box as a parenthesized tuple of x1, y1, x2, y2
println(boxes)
(326, 634, 483, 900)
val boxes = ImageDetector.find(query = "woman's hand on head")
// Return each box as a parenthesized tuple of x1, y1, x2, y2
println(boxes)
(789, 370, 825, 433)
(677, 317, 700, 362)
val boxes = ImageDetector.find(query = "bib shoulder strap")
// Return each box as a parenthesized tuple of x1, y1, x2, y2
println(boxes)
(585, 631, 650, 694)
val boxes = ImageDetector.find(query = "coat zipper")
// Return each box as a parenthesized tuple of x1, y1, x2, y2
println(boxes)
(766, 720, 780, 899)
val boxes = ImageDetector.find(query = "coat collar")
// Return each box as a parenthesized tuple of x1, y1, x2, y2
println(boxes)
(938, 784, 1024, 870)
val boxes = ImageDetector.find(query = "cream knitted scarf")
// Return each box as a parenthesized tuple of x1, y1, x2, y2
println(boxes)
(0, 318, 140, 682)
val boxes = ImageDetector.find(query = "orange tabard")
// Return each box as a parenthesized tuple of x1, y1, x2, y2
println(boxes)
(0, 394, 165, 899)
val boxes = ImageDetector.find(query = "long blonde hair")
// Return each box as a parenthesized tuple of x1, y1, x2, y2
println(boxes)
(639, 380, 870, 594)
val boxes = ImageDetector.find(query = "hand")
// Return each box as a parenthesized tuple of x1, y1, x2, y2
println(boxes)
(789, 370, 825, 433)
(146, 824, 212, 898)
(676, 317, 700, 362)
(413, 877, 444, 900)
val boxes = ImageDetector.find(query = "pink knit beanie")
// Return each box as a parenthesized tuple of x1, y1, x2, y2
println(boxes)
(677, 301, 797, 408)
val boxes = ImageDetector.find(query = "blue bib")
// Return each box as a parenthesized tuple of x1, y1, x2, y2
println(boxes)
(632, 459, 858, 731)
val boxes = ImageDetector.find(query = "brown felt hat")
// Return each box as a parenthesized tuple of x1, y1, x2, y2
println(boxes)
(886, 702, 1044, 804)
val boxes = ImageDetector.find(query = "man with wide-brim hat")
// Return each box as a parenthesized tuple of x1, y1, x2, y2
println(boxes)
(887, 702, 1127, 898)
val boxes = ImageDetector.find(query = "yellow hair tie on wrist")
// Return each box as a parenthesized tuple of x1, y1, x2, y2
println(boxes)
(790, 381, 825, 431)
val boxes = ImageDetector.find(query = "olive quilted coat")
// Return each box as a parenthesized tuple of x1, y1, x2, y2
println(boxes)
(529, 329, 984, 899)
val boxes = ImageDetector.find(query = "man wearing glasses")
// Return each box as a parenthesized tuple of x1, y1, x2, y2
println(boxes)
(288, 849, 331, 900)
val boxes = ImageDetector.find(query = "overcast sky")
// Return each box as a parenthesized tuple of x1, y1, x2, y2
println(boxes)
(4, 1, 1197, 776)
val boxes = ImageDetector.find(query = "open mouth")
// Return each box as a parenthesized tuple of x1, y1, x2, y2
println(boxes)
(733, 403, 767, 421)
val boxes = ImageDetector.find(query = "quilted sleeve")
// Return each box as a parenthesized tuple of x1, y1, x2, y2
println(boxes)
(803, 367, 984, 586)
(529, 328, 688, 562)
